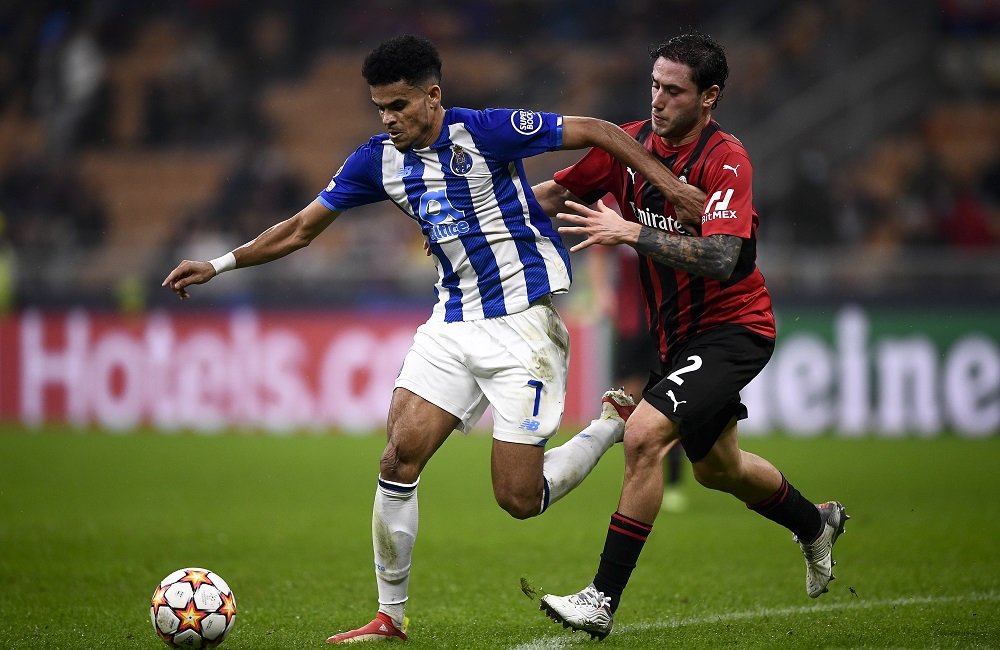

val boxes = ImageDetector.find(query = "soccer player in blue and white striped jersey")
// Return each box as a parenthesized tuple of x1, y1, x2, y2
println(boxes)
(162, 34, 702, 644)
(319, 102, 572, 323)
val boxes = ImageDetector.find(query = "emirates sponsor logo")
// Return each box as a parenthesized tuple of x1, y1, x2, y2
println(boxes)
(629, 202, 689, 235)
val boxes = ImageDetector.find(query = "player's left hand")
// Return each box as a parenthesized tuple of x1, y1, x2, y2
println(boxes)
(557, 200, 642, 252)
(670, 182, 706, 234)
(161, 260, 216, 300)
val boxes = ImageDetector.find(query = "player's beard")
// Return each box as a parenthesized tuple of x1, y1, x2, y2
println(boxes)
(652, 105, 704, 143)
(394, 103, 437, 151)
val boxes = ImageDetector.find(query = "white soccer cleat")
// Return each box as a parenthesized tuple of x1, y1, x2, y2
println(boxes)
(540, 583, 614, 640)
(794, 501, 849, 598)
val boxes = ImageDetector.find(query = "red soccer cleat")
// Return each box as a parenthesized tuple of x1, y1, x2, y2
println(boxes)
(600, 387, 636, 422)
(326, 612, 408, 644)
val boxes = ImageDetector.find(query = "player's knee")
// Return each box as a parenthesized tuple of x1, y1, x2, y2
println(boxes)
(379, 442, 421, 484)
(623, 426, 669, 468)
(495, 488, 542, 520)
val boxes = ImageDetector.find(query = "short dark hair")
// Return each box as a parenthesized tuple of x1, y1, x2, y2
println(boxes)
(362, 34, 442, 88)
(649, 31, 729, 109)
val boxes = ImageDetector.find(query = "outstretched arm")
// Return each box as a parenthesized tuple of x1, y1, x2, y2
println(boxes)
(634, 227, 740, 281)
(560, 116, 704, 231)
(557, 199, 740, 281)
(532, 179, 582, 217)
(162, 199, 340, 299)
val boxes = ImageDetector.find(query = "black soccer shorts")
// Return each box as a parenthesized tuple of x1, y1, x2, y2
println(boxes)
(642, 325, 775, 463)
(612, 330, 656, 381)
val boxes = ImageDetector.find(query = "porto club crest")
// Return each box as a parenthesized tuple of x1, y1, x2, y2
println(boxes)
(450, 144, 473, 176)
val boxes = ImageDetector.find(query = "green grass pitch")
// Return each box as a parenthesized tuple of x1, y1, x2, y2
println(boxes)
(1, 427, 997, 649)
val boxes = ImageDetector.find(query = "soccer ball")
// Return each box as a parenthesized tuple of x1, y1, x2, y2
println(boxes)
(150, 567, 237, 648)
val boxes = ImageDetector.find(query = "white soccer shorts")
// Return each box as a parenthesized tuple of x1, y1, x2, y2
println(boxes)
(394, 296, 569, 446)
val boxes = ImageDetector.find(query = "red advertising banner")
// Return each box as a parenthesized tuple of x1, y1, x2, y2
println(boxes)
(3, 306, 998, 437)
(0, 309, 606, 433)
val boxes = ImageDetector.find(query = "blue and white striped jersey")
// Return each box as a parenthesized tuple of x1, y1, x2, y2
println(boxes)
(317, 107, 572, 322)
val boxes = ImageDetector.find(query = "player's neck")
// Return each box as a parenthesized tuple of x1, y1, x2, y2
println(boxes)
(413, 106, 447, 150)
(658, 114, 712, 149)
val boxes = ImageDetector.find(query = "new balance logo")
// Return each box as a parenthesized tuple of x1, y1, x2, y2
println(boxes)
(723, 163, 740, 176)
(666, 390, 687, 413)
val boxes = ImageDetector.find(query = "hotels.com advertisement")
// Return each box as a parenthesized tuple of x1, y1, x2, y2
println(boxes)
(1, 306, 998, 437)
(0, 309, 606, 433)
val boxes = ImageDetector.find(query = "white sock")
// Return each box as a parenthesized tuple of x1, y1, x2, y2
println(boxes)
(540, 417, 623, 512)
(373, 477, 418, 629)
(378, 603, 405, 630)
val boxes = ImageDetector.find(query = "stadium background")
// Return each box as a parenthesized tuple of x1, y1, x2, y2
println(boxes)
(0, 0, 998, 437)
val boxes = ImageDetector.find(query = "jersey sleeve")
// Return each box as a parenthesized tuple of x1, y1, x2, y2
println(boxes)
(553, 146, 621, 205)
(316, 138, 389, 211)
(466, 108, 563, 161)
(700, 151, 754, 238)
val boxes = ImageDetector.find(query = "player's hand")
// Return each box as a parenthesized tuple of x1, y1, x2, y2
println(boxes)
(671, 182, 705, 234)
(557, 200, 641, 253)
(161, 260, 216, 300)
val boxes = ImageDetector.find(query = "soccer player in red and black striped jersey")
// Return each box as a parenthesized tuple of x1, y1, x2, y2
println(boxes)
(532, 32, 848, 639)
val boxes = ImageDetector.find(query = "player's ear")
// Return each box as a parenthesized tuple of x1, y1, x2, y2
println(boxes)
(703, 85, 720, 110)
(427, 84, 442, 108)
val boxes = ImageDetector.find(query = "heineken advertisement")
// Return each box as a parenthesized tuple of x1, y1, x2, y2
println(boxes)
(739, 305, 1000, 438)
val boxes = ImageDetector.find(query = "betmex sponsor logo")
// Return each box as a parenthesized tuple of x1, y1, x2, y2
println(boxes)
(702, 188, 738, 223)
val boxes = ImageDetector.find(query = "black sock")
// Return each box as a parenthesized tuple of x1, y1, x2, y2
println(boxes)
(747, 475, 822, 542)
(593, 512, 652, 613)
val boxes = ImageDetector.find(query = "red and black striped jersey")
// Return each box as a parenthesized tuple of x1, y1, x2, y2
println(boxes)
(554, 119, 775, 367)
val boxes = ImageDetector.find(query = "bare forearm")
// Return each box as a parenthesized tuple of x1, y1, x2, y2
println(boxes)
(533, 179, 579, 218)
(633, 229, 741, 280)
(163, 201, 337, 300)
(669, 184, 706, 229)
(232, 220, 306, 268)
(562, 117, 704, 229)
(233, 200, 338, 268)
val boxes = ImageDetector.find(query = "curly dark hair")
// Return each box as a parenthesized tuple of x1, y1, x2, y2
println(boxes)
(649, 31, 729, 109)
(362, 34, 443, 87)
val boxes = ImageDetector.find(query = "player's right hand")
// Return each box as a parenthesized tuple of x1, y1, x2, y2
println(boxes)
(162, 260, 215, 300)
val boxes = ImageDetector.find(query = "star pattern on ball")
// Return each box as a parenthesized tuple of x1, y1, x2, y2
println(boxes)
(180, 569, 212, 590)
(150, 584, 169, 609)
(219, 591, 237, 625)
(176, 599, 207, 633)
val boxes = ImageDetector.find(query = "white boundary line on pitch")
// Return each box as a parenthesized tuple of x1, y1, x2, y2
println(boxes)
(512, 592, 999, 649)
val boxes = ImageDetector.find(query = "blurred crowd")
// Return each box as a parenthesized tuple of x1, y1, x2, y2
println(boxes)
(0, 0, 998, 310)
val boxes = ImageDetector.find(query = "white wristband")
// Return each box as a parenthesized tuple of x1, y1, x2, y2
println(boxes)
(208, 252, 237, 275)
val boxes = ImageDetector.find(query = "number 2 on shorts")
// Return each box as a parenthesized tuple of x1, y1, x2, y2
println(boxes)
(666, 355, 702, 385)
